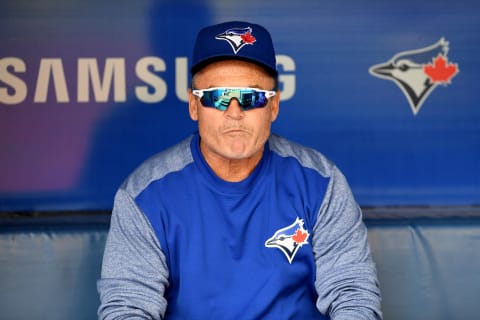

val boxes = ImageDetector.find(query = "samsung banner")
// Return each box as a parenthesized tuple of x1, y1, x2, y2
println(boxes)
(1, 0, 479, 212)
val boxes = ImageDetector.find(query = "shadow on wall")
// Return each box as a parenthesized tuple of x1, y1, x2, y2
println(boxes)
(78, 2, 213, 209)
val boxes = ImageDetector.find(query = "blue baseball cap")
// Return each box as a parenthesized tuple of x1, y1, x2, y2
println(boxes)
(190, 21, 277, 77)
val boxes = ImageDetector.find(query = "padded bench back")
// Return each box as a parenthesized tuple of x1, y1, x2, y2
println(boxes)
(1, 217, 479, 320)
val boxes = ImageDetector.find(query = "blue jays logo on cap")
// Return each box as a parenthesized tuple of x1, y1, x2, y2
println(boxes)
(190, 21, 277, 76)
(215, 26, 257, 54)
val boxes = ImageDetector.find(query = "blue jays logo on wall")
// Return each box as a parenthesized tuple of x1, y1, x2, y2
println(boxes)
(369, 38, 459, 115)
(215, 26, 256, 54)
(265, 218, 310, 264)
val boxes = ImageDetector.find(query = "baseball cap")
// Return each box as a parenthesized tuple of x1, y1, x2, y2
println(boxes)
(190, 21, 277, 77)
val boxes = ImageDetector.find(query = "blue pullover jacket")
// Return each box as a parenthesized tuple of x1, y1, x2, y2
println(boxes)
(98, 132, 382, 320)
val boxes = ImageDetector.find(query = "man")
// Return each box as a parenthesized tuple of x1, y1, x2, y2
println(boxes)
(98, 21, 382, 319)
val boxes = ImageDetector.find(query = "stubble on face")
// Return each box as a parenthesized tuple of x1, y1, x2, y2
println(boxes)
(189, 60, 279, 181)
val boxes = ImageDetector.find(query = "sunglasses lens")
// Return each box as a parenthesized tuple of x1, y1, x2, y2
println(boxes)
(200, 89, 270, 111)
(200, 90, 230, 110)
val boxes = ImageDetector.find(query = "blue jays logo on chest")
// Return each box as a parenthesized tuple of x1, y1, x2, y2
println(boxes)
(265, 217, 310, 264)
(215, 26, 256, 54)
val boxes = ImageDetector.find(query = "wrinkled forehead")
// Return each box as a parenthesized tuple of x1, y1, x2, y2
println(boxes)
(191, 59, 276, 89)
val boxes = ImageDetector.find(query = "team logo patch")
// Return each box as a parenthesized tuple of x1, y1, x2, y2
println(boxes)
(215, 26, 256, 54)
(265, 217, 310, 264)
(369, 38, 459, 115)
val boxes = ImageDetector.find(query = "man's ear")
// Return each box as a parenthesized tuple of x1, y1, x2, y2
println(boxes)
(270, 90, 280, 122)
(188, 89, 198, 121)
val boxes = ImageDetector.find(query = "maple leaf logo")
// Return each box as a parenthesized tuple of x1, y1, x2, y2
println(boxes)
(424, 54, 459, 84)
(215, 26, 257, 54)
(241, 31, 256, 44)
(369, 38, 460, 115)
(292, 228, 308, 244)
(265, 217, 310, 264)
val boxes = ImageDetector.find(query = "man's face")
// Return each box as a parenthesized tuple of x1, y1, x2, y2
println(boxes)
(188, 60, 279, 163)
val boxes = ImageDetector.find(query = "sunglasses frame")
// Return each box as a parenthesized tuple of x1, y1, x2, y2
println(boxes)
(192, 87, 276, 111)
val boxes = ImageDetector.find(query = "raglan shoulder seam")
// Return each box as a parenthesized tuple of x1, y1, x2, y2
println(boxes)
(121, 135, 195, 198)
(268, 134, 335, 179)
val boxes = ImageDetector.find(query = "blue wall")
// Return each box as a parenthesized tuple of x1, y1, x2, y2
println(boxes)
(1, 0, 479, 211)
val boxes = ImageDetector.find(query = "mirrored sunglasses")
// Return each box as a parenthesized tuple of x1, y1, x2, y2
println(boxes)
(192, 87, 276, 111)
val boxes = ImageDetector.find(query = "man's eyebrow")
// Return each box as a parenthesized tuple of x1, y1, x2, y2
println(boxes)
(203, 85, 265, 89)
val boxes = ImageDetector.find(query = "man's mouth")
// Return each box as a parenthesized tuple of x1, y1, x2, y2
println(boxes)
(222, 127, 250, 135)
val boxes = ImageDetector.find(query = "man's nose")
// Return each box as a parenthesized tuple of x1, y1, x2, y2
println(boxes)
(224, 98, 245, 118)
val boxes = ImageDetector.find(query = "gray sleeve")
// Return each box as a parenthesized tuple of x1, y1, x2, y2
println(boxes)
(312, 166, 382, 320)
(97, 188, 169, 320)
